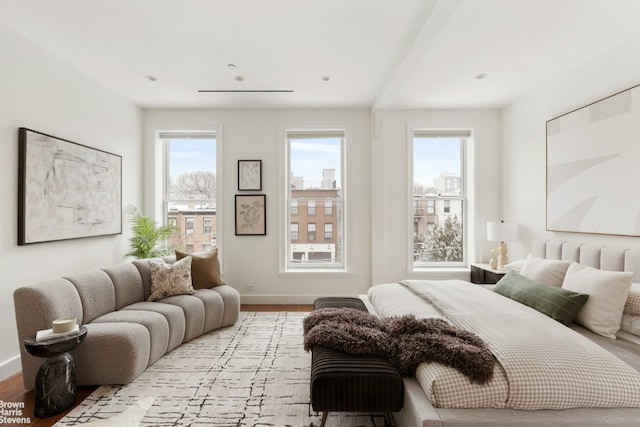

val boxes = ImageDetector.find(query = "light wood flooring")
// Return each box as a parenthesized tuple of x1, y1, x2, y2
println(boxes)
(1, 304, 312, 427)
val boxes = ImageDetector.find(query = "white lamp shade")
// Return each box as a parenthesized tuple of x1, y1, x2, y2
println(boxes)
(487, 221, 518, 242)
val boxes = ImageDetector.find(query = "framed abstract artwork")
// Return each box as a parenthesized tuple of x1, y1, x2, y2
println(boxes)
(18, 128, 122, 245)
(238, 159, 262, 191)
(546, 83, 640, 236)
(235, 194, 266, 236)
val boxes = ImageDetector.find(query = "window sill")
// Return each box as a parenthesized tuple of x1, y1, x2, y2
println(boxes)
(278, 268, 352, 278)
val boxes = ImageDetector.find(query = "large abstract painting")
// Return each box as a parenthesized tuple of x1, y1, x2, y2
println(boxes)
(546, 83, 640, 236)
(18, 128, 122, 245)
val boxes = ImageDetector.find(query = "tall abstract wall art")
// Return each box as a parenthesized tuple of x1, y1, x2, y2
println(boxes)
(546, 83, 640, 236)
(18, 128, 122, 245)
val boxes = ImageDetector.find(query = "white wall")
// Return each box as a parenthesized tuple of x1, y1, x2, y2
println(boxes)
(0, 24, 142, 380)
(371, 109, 502, 284)
(143, 109, 372, 303)
(502, 33, 640, 260)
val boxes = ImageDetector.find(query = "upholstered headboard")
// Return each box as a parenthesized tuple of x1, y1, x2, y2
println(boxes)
(532, 239, 640, 282)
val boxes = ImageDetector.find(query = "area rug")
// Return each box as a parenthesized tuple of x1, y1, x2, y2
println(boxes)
(55, 312, 395, 427)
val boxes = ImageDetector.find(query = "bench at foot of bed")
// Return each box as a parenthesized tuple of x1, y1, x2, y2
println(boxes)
(310, 297, 404, 427)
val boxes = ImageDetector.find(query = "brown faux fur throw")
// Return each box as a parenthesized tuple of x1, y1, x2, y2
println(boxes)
(303, 307, 495, 384)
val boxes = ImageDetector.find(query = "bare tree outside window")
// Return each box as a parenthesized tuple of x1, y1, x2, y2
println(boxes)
(162, 134, 217, 252)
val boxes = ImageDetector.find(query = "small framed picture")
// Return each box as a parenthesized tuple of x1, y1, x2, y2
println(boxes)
(235, 194, 266, 236)
(238, 160, 262, 191)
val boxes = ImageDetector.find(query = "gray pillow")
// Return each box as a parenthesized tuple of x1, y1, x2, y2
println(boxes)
(494, 271, 588, 325)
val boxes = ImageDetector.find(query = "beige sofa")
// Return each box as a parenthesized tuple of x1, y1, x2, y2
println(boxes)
(13, 257, 240, 389)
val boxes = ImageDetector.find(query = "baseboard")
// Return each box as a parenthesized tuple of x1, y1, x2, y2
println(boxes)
(0, 355, 21, 382)
(240, 294, 357, 305)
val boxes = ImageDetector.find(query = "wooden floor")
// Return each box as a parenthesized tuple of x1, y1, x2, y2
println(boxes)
(1, 305, 312, 427)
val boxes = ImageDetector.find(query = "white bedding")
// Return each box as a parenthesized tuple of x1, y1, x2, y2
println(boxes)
(368, 280, 640, 410)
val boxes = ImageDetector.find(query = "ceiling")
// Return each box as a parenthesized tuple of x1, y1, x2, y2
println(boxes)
(1, 0, 640, 110)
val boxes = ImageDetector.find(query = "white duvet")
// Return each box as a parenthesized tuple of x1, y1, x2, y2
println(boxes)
(367, 280, 640, 409)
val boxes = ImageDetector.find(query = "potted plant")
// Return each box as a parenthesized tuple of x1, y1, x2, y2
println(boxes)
(125, 205, 177, 259)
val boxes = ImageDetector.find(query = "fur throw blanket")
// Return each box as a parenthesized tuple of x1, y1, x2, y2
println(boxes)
(303, 308, 495, 384)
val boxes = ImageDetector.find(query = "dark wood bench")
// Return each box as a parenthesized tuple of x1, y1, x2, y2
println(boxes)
(309, 297, 403, 426)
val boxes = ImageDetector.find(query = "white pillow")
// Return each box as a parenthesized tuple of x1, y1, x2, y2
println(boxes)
(519, 255, 571, 287)
(503, 259, 526, 273)
(562, 262, 633, 339)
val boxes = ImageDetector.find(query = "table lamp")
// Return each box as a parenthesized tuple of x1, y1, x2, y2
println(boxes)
(487, 221, 519, 269)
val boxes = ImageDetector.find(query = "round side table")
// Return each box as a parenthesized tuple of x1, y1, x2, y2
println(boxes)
(23, 326, 87, 418)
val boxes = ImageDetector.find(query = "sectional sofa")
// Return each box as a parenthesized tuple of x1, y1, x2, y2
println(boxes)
(13, 255, 240, 389)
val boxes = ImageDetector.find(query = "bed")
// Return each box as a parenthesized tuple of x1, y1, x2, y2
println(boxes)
(363, 239, 640, 427)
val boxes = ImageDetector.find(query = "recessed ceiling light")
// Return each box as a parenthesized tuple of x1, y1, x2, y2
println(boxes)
(475, 73, 488, 80)
(145, 75, 157, 82)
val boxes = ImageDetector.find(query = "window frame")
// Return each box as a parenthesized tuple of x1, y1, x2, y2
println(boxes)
(155, 129, 222, 263)
(324, 222, 333, 240)
(408, 128, 470, 272)
(307, 222, 316, 241)
(203, 217, 212, 234)
(280, 126, 350, 274)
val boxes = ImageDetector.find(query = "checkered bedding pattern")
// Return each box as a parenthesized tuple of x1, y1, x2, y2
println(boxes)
(371, 280, 640, 410)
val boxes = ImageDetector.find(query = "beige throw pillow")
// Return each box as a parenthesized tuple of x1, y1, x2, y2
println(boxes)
(148, 256, 194, 302)
(624, 282, 640, 315)
(562, 262, 633, 339)
(519, 255, 571, 287)
(176, 249, 223, 289)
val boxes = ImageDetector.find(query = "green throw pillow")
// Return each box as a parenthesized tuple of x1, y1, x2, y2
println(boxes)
(494, 271, 589, 325)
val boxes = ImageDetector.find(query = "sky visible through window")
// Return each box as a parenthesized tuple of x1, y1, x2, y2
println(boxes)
(290, 137, 341, 188)
(413, 137, 460, 187)
(169, 138, 216, 178)
(166, 137, 456, 189)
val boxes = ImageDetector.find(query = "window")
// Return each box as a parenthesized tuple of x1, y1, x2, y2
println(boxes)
(324, 200, 333, 215)
(161, 132, 217, 252)
(307, 223, 316, 241)
(185, 217, 194, 234)
(324, 223, 333, 240)
(411, 130, 468, 268)
(285, 130, 344, 269)
(427, 200, 434, 214)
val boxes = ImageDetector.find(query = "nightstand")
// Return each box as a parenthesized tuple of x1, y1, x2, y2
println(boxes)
(470, 263, 506, 284)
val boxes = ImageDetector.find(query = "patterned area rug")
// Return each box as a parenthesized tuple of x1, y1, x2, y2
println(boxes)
(55, 312, 395, 426)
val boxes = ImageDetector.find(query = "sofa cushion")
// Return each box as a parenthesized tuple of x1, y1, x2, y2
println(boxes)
(13, 279, 84, 389)
(211, 285, 242, 327)
(148, 256, 195, 302)
(72, 322, 150, 386)
(102, 263, 145, 310)
(123, 302, 186, 352)
(92, 310, 170, 365)
(132, 258, 167, 300)
(158, 294, 206, 342)
(176, 249, 224, 289)
(65, 270, 116, 323)
(193, 289, 224, 333)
